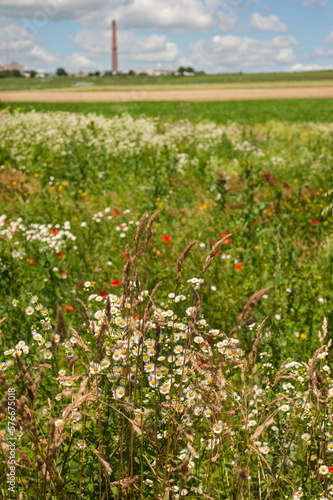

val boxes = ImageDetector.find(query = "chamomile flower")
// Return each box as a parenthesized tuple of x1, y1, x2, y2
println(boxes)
(212, 421, 223, 434)
(55, 419, 63, 428)
(90, 363, 101, 375)
(77, 439, 86, 449)
(43, 350, 52, 360)
(101, 358, 110, 369)
(25, 306, 34, 315)
(319, 465, 329, 475)
(115, 386, 125, 399)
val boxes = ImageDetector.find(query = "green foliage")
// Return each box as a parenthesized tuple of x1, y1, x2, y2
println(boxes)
(6, 98, 333, 124)
(0, 109, 332, 498)
(56, 68, 68, 77)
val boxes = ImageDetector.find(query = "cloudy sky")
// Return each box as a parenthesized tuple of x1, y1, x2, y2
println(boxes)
(0, 0, 332, 74)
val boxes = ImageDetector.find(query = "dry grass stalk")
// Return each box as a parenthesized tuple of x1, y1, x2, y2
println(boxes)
(144, 211, 160, 248)
(0, 316, 5, 346)
(175, 240, 197, 287)
(0, 372, 9, 390)
(75, 298, 91, 330)
(202, 234, 231, 275)
(250, 411, 278, 441)
(134, 212, 148, 249)
(69, 327, 91, 352)
(146, 281, 163, 311)
(273, 358, 291, 386)
(55, 305, 68, 343)
(248, 317, 268, 366)
(201, 493, 215, 500)
(121, 259, 132, 308)
(237, 286, 273, 325)
(55, 374, 84, 383)
(105, 295, 112, 324)
(120, 475, 139, 491)
(89, 448, 113, 475)
(318, 317, 328, 346)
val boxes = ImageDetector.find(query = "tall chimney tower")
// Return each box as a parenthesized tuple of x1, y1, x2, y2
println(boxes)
(112, 20, 118, 74)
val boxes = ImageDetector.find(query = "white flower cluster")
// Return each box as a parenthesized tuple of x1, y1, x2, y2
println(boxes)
(0, 215, 76, 256)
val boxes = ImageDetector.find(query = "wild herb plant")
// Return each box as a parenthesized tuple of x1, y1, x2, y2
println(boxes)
(0, 214, 332, 500)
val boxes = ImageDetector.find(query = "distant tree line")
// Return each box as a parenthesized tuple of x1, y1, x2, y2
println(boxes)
(0, 66, 204, 79)
(0, 69, 45, 78)
(0, 69, 23, 78)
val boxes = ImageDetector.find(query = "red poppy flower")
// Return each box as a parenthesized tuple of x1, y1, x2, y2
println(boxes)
(114, 208, 120, 216)
(123, 252, 129, 259)
(29, 259, 35, 265)
(78, 281, 83, 288)
(235, 262, 244, 271)
(253, 221, 257, 226)
(111, 280, 122, 287)
(329, 467, 333, 472)
(50, 228, 58, 235)
(220, 231, 231, 245)
(99, 289, 109, 298)
(84, 198, 89, 202)
(56, 252, 63, 259)
(311, 219, 318, 225)
(163, 235, 171, 242)
(66, 305, 74, 312)
(205, 338, 211, 344)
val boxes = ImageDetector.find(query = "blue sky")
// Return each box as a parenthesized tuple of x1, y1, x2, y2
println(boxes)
(0, 0, 332, 74)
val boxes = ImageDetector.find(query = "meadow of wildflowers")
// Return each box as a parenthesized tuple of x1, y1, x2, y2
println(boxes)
(0, 109, 332, 499)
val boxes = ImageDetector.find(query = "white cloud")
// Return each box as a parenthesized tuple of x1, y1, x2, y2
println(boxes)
(250, 13, 287, 32)
(121, 33, 179, 61)
(108, 0, 214, 31)
(0, 18, 34, 52)
(187, 35, 298, 73)
(216, 11, 239, 32)
(0, 0, 249, 34)
(0, 15, 102, 71)
(325, 31, 333, 43)
(290, 63, 332, 71)
(297, 0, 328, 6)
(0, 0, 125, 23)
(314, 47, 333, 57)
(67, 53, 103, 70)
(27, 44, 60, 65)
(73, 28, 179, 64)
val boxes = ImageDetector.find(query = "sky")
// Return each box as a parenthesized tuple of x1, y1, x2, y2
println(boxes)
(0, 0, 332, 74)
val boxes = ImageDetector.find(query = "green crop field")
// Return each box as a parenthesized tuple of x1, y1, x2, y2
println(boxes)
(4, 97, 333, 123)
(0, 103, 332, 499)
(1, 69, 333, 92)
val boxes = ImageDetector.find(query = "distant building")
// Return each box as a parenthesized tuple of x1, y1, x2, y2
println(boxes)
(75, 71, 89, 77)
(144, 68, 176, 76)
(23, 70, 46, 78)
(2, 61, 24, 74)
